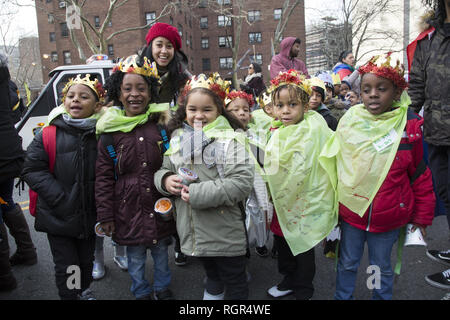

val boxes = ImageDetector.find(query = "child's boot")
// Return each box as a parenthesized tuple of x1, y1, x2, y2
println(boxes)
(0, 223, 17, 291)
(113, 244, 128, 271)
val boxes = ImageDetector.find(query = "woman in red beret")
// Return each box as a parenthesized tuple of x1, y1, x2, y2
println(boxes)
(139, 22, 191, 105)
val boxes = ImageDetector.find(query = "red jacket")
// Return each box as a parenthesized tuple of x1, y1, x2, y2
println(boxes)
(339, 109, 436, 233)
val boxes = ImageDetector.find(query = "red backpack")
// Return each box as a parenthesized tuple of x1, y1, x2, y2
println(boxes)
(29, 125, 56, 217)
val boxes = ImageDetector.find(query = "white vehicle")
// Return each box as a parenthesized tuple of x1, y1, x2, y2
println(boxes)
(16, 54, 114, 149)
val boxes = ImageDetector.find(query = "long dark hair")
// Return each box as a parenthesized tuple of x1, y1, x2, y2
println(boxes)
(167, 87, 245, 137)
(338, 50, 353, 64)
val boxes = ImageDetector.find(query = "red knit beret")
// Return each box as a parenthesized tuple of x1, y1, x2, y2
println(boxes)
(145, 22, 182, 51)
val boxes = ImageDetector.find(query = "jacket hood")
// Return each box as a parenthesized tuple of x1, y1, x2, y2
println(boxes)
(279, 37, 297, 58)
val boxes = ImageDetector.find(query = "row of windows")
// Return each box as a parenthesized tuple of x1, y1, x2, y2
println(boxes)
(201, 33, 262, 49)
(201, 55, 263, 71)
(49, 44, 115, 65)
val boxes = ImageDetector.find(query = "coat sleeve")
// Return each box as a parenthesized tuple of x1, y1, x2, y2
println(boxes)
(154, 155, 177, 197)
(21, 131, 65, 207)
(269, 56, 285, 80)
(95, 137, 116, 223)
(408, 40, 426, 113)
(189, 141, 255, 210)
(408, 132, 435, 227)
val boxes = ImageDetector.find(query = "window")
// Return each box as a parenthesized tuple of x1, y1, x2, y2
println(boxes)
(186, 32, 190, 47)
(51, 51, 58, 62)
(202, 58, 211, 71)
(146, 12, 156, 26)
(218, 15, 231, 27)
(178, 24, 183, 37)
(248, 10, 261, 22)
(48, 14, 54, 24)
(46, 0, 52, 3)
(218, 36, 232, 48)
(200, 17, 208, 29)
(108, 44, 114, 56)
(274, 8, 282, 20)
(63, 51, 72, 65)
(217, 0, 231, 4)
(94, 16, 100, 28)
(49, 32, 56, 42)
(249, 32, 262, 43)
(169, 16, 173, 25)
(60, 22, 69, 37)
(108, 20, 112, 27)
(219, 57, 233, 69)
(251, 54, 263, 65)
(201, 38, 209, 49)
(199, 0, 207, 8)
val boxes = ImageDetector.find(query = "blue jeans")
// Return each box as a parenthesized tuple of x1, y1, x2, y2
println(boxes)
(335, 221, 400, 300)
(126, 237, 171, 299)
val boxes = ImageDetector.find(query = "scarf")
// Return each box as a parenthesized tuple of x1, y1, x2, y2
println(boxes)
(244, 72, 262, 85)
(95, 103, 169, 135)
(46, 105, 102, 130)
(319, 91, 410, 217)
(264, 111, 337, 255)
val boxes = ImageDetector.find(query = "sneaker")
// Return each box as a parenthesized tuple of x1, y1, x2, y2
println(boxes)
(92, 261, 106, 280)
(153, 288, 175, 300)
(79, 288, 96, 300)
(426, 249, 450, 267)
(174, 251, 187, 266)
(255, 246, 269, 257)
(425, 268, 450, 290)
(203, 289, 225, 300)
(267, 284, 294, 298)
(113, 255, 128, 271)
(442, 292, 450, 300)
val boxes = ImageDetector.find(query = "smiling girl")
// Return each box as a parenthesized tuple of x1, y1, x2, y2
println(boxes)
(95, 55, 176, 300)
(264, 70, 337, 300)
(320, 53, 435, 300)
(154, 74, 254, 300)
(22, 74, 105, 300)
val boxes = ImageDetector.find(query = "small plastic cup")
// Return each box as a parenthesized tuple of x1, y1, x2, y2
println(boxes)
(154, 198, 173, 221)
(404, 223, 427, 247)
(95, 222, 106, 237)
(178, 167, 198, 186)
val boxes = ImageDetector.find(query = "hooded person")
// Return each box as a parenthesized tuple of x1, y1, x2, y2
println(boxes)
(269, 37, 309, 80)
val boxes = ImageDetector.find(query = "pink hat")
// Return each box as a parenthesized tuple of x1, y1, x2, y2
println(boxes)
(145, 22, 182, 51)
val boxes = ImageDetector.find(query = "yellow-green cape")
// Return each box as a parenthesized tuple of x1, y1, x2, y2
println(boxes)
(264, 110, 338, 255)
(319, 91, 410, 217)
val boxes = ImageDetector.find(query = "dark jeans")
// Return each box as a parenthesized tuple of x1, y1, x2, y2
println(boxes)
(274, 234, 315, 300)
(199, 255, 248, 300)
(0, 178, 15, 213)
(47, 234, 95, 300)
(428, 144, 450, 229)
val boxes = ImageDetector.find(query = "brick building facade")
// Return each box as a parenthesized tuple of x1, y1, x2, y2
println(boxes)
(35, 0, 306, 84)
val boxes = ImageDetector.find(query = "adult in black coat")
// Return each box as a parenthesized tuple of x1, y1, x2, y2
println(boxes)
(241, 63, 266, 106)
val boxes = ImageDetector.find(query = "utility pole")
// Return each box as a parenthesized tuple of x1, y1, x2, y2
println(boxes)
(403, 0, 410, 74)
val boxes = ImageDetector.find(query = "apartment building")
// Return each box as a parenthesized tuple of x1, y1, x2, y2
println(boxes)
(35, 0, 306, 83)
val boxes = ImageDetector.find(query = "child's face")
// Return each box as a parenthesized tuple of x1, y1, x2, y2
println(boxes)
(308, 90, 323, 110)
(119, 73, 151, 117)
(64, 84, 101, 119)
(226, 98, 251, 127)
(263, 103, 274, 118)
(325, 87, 333, 103)
(345, 91, 359, 106)
(185, 91, 220, 128)
(361, 73, 401, 115)
(152, 36, 175, 68)
(340, 83, 350, 97)
(334, 84, 341, 96)
(274, 87, 305, 126)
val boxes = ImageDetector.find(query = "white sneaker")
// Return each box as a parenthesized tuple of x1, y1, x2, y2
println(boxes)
(203, 289, 225, 300)
(267, 285, 293, 298)
(79, 288, 96, 300)
(113, 256, 128, 271)
(92, 261, 105, 280)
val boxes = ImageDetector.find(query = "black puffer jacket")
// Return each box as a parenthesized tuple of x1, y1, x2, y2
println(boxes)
(21, 116, 97, 239)
(0, 65, 24, 184)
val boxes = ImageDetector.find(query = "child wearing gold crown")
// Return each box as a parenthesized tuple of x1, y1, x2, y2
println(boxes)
(263, 69, 337, 300)
(154, 73, 255, 300)
(319, 53, 436, 300)
(21, 74, 105, 300)
(95, 54, 176, 300)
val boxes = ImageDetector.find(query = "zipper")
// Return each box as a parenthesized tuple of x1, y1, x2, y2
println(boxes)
(117, 144, 124, 174)
(189, 163, 196, 256)
(366, 203, 373, 232)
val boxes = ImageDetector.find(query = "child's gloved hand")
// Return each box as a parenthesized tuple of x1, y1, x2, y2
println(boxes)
(100, 221, 115, 237)
(164, 174, 183, 196)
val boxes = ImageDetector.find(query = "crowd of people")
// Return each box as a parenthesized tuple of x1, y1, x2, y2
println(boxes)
(0, 0, 449, 301)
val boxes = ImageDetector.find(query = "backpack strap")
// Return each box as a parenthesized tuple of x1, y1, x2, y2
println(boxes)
(42, 125, 57, 173)
(157, 124, 170, 153)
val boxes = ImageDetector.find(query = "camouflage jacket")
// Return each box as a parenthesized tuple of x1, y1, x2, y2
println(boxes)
(326, 98, 348, 122)
(409, 18, 450, 146)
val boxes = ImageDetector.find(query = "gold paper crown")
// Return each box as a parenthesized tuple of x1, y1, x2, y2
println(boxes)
(184, 72, 231, 100)
(269, 69, 312, 96)
(331, 73, 341, 85)
(62, 74, 106, 103)
(113, 55, 159, 79)
(358, 52, 407, 90)
(258, 90, 272, 107)
(305, 77, 326, 93)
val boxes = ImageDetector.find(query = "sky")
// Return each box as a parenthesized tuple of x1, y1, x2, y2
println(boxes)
(4, 0, 338, 45)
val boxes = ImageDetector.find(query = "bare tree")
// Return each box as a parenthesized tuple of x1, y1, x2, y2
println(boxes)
(272, 0, 303, 55)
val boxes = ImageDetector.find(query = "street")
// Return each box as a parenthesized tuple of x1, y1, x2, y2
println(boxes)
(0, 183, 449, 301)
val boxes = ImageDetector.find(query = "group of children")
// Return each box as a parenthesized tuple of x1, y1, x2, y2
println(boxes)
(21, 36, 436, 300)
